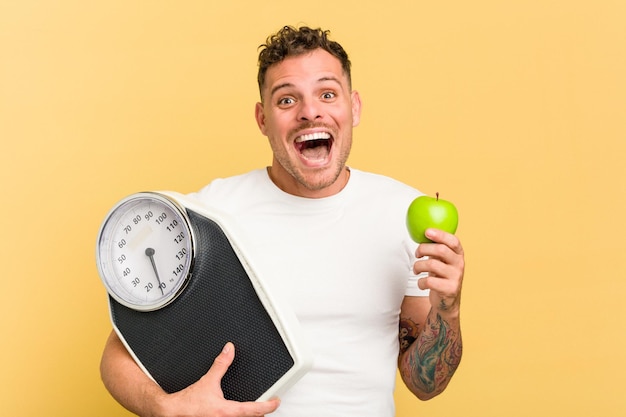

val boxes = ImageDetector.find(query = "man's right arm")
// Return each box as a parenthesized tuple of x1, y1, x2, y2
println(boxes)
(100, 331, 169, 416)
(100, 331, 281, 417)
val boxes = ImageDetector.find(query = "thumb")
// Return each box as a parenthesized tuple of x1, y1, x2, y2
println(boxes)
(206, 342, 235, 383)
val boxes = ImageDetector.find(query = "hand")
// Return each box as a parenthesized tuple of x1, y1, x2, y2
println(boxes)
(413, 228, 465, 313)
(158, 342, 281, 417)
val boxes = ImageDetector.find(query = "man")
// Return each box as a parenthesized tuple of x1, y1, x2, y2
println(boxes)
(100, 25, 465, 417)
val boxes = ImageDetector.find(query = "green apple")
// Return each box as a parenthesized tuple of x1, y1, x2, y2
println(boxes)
(406, 192, 459, 243)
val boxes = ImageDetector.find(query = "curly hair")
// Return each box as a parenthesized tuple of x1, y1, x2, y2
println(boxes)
(257, 25, 352, 96)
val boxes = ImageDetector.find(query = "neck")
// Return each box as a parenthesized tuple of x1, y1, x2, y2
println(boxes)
(266, 165, 351, 198)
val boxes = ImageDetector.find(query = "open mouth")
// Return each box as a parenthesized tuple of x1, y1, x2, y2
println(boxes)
(295, 131, 333, 162)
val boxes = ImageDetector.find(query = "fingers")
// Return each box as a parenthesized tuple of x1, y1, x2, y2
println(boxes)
(415, 230, 463, 268)
(414, 229, 465, 293)
(420, 228, 464, 255)
(209, 342, 235, 379)
(259, 397, 282, 416)
(415, 256, 457, 281)
(204, 342, 236, 386)
(215, 345, 281, 416)
(417, 269, 461, 292)
(228, 397, 281, 417)
(163, 342, 282, 417)
(211, 344, 281, 415)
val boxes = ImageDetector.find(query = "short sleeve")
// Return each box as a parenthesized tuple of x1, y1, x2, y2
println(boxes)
(405, 240, 430, 297)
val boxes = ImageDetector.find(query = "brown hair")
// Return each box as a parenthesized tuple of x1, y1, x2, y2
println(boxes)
(257, 25, 352, 97)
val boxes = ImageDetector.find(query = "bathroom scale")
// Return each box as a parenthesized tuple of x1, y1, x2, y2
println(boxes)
(96, 191, 312, 401)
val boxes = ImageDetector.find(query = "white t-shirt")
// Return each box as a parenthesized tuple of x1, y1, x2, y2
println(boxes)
(189, 168, 428, 417)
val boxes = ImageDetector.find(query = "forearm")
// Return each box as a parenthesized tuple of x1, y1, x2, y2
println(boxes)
(101, 332, 282, 417)
(399, 307, 462, 400)
(100, 331, 168, 417)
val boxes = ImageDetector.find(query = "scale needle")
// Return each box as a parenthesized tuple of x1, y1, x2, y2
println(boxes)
(145, 247, 164, 295)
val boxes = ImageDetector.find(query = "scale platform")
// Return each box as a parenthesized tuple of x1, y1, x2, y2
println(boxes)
(105, 192, 312, 401)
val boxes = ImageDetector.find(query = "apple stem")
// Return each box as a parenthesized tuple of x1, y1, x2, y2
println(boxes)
(436, 192, 439, 201)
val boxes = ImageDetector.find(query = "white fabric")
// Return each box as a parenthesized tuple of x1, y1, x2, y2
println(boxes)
(189, 168, 428, 417)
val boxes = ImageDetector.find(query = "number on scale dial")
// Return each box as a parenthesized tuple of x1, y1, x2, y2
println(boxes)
(96, 193, 194, 311)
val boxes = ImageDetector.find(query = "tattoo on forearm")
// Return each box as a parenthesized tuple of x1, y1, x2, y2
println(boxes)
(399, 318, 420, 354)
(401, 312, 462, 394)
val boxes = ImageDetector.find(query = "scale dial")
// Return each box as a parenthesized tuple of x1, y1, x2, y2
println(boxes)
(96, 192, 195, 311)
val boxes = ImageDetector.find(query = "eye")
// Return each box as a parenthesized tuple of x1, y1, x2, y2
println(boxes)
(278, 97, 295, 107)
(321, 91, 336, 100)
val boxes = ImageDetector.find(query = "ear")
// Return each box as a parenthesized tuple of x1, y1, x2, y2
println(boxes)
(351, 90, 362, 127)
(255, 102, 267, 135)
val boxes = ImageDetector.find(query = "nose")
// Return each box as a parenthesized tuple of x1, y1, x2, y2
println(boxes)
(297, 98, 323, 121)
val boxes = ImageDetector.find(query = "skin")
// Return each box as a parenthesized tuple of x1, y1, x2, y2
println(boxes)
(100, 47, 464, 416)
(399, 228, 464, 400)
(255, 49, 361, 198)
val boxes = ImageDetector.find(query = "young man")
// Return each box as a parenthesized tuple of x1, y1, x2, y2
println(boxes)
(100, 25, 465, 417)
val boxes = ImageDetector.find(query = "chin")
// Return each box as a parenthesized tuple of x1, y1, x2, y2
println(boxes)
(298, 165, 346, 191)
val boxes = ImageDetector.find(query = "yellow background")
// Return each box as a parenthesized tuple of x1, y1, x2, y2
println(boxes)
(1, 1, 625, 415)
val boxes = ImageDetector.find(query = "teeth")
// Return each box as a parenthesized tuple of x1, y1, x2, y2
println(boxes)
(295, 132, 331, 143)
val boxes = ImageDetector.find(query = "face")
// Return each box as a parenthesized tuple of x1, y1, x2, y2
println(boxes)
(255, 48, 362, 198)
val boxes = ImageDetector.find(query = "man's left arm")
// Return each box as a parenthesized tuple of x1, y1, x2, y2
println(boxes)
(398, 228, 465, 400)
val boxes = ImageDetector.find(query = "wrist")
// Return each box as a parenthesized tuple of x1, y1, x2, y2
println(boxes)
(432, 294, 460, 316)
(431, 301, 460, 322)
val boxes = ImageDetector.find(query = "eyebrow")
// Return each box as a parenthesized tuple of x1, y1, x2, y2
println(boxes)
(269, 76, 343, 98)
(270, 82, 294, 98)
